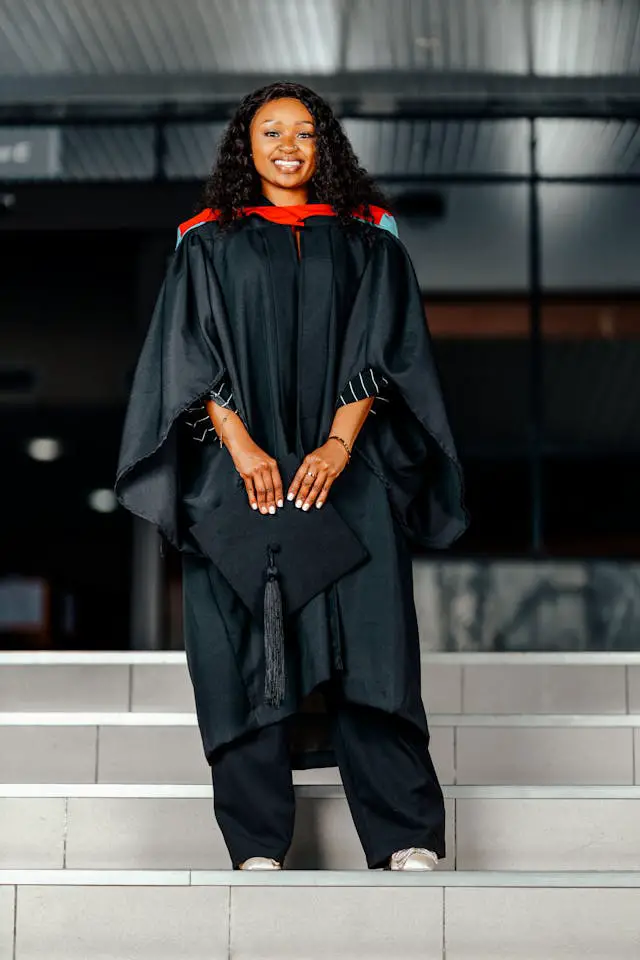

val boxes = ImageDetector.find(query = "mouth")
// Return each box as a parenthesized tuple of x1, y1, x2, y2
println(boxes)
(272, 158, 304, 174)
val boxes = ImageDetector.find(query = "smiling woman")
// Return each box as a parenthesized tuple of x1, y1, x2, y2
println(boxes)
(115, 81, 467, 874)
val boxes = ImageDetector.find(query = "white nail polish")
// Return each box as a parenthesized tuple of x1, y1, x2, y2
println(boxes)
(261, 507, 267, 514)
(287, 493, 294, 501)
(295, 500, 302, 509)
(277, 499, 284, 508)
(302, 503, 310, 512)
(269, 505, 276, 514)
(251, 503, 258, 510)
(316, 501, 323, 509)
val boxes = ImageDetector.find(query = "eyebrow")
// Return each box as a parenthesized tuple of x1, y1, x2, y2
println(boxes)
(259, 118, 314, 126)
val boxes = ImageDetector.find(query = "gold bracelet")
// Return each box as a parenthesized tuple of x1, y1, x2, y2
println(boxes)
(327, 434, 352, 462)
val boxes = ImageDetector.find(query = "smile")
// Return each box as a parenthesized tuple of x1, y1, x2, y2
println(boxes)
(273, 159, 303, 172)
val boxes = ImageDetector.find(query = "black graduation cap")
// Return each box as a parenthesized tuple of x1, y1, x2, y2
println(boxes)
(190, 452, 369, 708)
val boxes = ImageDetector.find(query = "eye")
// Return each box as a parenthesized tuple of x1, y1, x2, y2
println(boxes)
(298, 132, 315, 139)
(264, 130, 280, 137)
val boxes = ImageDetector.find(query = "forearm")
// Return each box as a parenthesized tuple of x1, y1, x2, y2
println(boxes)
(205, 399, 251, 454)
(328, 396, 374, 449)
(206, 392, 374, 459)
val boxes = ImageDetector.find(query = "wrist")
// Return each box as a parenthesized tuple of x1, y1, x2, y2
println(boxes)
(327, 434, 352, 463)
(218, 416, 249, 454)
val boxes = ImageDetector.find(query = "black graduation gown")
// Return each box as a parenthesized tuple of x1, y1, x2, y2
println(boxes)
(115, 209, 468, 767)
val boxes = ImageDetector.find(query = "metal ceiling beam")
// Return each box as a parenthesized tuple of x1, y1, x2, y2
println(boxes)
(1, 72, 640, 120)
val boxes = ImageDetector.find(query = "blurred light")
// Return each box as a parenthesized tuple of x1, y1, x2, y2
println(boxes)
(26, 437, 63, 462)
(88, 489, 118, 514)
(415, 36, 440, 49)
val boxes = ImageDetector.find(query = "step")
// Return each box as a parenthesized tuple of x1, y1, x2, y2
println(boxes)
(3, 784, 640, 873)
(1, 651, 639, 715)
(1, 869, 640, 960)
(1, 711, 638, 786)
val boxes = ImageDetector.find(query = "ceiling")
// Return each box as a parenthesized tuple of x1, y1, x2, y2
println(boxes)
(0, 2, 639, 180)
(0, 0, 638, 111)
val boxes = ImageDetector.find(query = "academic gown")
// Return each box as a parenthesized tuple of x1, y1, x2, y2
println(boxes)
(115, 201, 468, 768)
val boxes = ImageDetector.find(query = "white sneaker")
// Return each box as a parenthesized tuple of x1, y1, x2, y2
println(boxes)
(238, 857, 282, 871)
(388, 847, 438, 871)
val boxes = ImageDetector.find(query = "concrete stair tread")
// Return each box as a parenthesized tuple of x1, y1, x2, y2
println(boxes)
(3, 652, 640, 664)
(3, 782, 640, 798)
(3, 868, 640, 887)
(1, 710, 640, 725)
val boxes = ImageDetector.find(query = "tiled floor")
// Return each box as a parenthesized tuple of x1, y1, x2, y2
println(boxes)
(445, 887, 640, 960)
(0, 885, 14, 959)
(456, 798, 640, 870)
(455, 726, 634, 784)
(461, 664, 627, 714)
(229, 885, 443, 960)
(0, 665, 129, 712)
(14, 884, 229, 960)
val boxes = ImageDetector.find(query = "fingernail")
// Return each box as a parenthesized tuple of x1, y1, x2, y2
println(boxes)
(287, 493, 294, 501)
(251, 503, 258, 510)
(277, 499, 284, 508)
(302, 503, 310, 512)
(295, 500, 302, 509)
(316, 501, 323, 509)
(269, 505, 276, 514)
(261, 507, 267, 514)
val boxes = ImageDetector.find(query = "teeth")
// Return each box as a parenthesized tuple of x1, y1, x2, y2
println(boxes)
(274, 160, 301, 168)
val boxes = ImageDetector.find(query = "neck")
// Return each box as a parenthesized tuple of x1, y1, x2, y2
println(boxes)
(259, 182, 309, 207)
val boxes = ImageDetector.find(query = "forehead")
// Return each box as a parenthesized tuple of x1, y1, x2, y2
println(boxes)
(252, 98, 314, 125)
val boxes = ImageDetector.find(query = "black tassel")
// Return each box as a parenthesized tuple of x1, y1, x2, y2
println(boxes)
(264, 543, 286, 707)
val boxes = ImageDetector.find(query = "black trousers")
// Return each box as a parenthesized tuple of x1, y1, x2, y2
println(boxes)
(210, 688, 446, 869)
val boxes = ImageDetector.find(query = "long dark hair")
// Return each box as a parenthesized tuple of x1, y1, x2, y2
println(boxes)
(202, 81, 390, 235)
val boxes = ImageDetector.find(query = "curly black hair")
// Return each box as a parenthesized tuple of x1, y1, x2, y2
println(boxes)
(201, 81, 390, 236)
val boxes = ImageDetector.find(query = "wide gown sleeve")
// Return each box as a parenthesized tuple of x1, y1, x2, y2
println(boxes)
(335, 233, 469, 550)
(336, 366, 391, 417)
(115, 232, 235, 547)
(184, 377, 240, 442)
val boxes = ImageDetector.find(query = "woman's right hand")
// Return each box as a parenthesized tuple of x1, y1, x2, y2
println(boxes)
(205, 401, 283, 514)
(229, 441, 284, 515)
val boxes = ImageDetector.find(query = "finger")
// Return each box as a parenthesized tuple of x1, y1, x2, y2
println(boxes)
(302, 471, 328, 510)
(262, 468, 276, 514)
(315, 476, 334, 509)
(243, 476, 258, 511)
(287, 461, 311, 502)
(254, 473, 268, 514)
(271, 465, 284, 509)
(294, 466, 318, 507)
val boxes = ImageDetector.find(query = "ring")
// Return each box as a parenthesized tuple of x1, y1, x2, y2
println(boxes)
(306, 470, 315, 478)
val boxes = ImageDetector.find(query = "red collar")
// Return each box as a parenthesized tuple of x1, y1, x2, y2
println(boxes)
(178, 204, 389, 242)
(243, 204, 337, 225)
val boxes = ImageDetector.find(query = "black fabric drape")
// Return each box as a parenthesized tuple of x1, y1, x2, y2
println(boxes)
(115, 213, 469, 765)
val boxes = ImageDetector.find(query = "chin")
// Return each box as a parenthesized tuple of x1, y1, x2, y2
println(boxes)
(266, 179, 308, 194)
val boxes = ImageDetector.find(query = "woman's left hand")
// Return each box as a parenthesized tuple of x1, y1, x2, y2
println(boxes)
(287, 440, 349, 510)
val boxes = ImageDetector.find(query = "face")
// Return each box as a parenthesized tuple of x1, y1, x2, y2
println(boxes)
(249, 97, 317, 201)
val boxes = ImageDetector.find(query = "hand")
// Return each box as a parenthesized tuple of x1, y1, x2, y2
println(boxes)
(229, 440, 284, 515)
(287, 440, 350, 511)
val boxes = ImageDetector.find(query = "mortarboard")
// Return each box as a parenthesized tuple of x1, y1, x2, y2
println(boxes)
(190, 452, 369, 708)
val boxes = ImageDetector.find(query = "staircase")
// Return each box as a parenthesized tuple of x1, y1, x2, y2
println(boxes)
(1, 651, 640, 958)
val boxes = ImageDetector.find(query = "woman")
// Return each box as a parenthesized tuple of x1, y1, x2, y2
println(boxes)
(116, 82, 468, 872)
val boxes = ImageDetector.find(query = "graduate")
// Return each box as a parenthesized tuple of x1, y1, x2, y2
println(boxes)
(115, 81, 468, 872)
